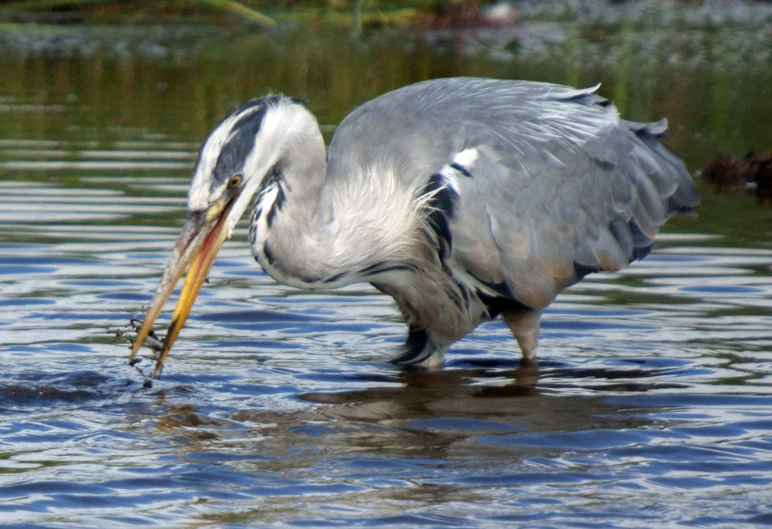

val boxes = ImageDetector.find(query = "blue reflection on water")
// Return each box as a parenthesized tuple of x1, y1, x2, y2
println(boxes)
(1, 30, 772, 529)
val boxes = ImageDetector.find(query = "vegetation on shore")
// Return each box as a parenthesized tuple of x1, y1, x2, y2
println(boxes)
(0, 0, 477, 28)
(3, 0, 771, 32)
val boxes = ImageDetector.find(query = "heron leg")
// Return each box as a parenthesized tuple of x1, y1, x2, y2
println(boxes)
(389, 326, 445, 370)
(503, 308, 542, 365)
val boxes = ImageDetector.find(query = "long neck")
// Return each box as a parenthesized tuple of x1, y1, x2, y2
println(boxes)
(249, 108, 432, 290)
(248, 102, 329, 288)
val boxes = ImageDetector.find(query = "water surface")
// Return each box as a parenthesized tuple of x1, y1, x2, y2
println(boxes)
(1, 20, 772, 528)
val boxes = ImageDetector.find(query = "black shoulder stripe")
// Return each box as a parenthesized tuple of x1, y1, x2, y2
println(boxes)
(450, 162, 473, 178)
(422, 173, 459, 257)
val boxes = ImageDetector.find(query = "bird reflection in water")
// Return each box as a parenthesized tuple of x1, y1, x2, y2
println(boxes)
(136, 359, 682, 463)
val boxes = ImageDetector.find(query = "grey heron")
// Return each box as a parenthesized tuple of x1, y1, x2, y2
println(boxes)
(129, 77, 699, 377)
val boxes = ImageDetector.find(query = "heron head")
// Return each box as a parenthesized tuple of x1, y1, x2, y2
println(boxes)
(129, 96, 305, 376)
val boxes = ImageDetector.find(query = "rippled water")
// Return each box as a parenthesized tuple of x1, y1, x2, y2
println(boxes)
(1, 22, 772, 528)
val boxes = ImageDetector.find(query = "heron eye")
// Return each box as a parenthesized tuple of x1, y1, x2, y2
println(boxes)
(227, 174, 243, 189)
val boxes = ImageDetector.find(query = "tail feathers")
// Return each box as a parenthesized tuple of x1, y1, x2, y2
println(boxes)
(625, 118, 700, 217)
(571, 117, 699, 282)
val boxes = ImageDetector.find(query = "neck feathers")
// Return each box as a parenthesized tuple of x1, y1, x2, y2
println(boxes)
(252, 162, 438, 290)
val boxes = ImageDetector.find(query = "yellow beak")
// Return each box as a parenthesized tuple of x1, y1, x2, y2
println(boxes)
(129, 197, 235, 377)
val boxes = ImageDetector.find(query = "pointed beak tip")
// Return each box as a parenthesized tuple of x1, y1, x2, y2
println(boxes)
(130, 199, 234, 376)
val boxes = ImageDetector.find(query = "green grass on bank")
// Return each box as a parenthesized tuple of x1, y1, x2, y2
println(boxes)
(0, 0, 469, 28)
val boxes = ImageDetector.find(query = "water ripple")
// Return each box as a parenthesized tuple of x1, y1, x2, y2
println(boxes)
(1, 35, 772, 528)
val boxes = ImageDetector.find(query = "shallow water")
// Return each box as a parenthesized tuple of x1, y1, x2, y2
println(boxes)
(1, 21, 772, 528)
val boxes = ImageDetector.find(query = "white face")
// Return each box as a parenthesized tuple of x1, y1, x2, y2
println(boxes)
(188, 101, 271, 212)
(185, 97, 315, 240)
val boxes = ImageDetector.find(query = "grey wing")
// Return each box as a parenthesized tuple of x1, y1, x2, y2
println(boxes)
(328, 78, 699, 310)
(439, 82, 698, 309)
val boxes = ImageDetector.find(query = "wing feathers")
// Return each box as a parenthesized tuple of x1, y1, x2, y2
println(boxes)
(441, 85, 698, 310)
(327, 78, 698, 312)
(590, 226, 630, 272)
(609, 218, 634, 260)
(629, 162, 667, 232)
